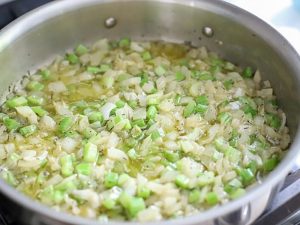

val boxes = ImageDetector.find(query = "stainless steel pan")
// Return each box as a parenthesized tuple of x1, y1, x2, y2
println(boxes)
(0, 0, 299, 225)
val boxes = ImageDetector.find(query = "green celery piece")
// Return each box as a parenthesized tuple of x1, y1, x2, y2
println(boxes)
(188, 189, 201, 203)
(27, 95, 44, 106)
(224, 79, 234, 90)
(205, 192, 219, 205)
(19, 125, 37, 137)
(60, 155, 74, 177)
(195, 95, 208, 105)
(155, 66, 166, 76)
(137, 185, 151, 199)
(265, 113, 281, 129)
(119, 37, 131, 48)
(192, 71, 214, 80)
(58, 116, 73, 133)
(26, 81, 44, 91)
(174, 94, 182, 106)
(66, 53, 79, 64)
(115, 100, 125, 108)
(104, 172, 119, 188)
(151, 129, 161, 141)
(217, 112, 232, 124)
(0, 170, 18, 186)
(103, 198, 116, 209)
(32, 106, 48, 117)
(163, 151, 179, 163)
(175, 71, 185, 81)
(142, 51, 152, 61)
(6, 96, 28, 108)
(126, 197, 146, 218)
(184, 101, 196, 117)
(146, 105, 157, 119)
(75, 44, 88, 55)
(83, 142, 98, 163)
(3, 117, 20, 131)
(229, 188, 246, 199)
(239, 168, 254, 185)
(39, 69, 50, 79)
(175, 174, 189, 189)
(139, 73, 149, 86)
(264, 157, 279, 172)
(198, 171, 215, 186)
(131, 119, 146, 128)
(242, 66, 254, 78)
(76, 162, 92, 175)
(88, 112, 104, 123)
(82, 127, 97, 139)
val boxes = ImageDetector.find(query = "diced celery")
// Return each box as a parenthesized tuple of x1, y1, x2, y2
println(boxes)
(119, 38, 131, 48)
(118, 174, 130, 186)
(126, 197, 146, 218)
(192, 71, 214, 80)
(39, 69, 50, 79)
(82, 127, 97, 139)
(163, 151, 179, 163)
(175, 174, 189, 189)
(116, 100, 125, 108)
(242, 66, 253, 78)
(103, 198, 116, 209)
(66, 53, 79, 64)
(19, 125, 37, 137)
(264, 157, 279, 172)
(75, 44, 88, 55)
(104, 172, 119, 188)
(146, 105, 157, 119)
(0, 170, 18, 186)
(174, 94, 182, 106)
(217, 112, 232, 124)
(142, 51, 152, 61)
(58, 116, 73, 133)
(83, 142, 98, 163)
(87, 66, 101, 74)
(76, 162, 92, 175)
(175, 71, 185, 81)
(229, 188, 246, 199)
(3, 117, 20, 131)
(137, 185, 151, 199)
(27, 95, 44, 106)
(6, 96, 28, 108)
(32, 106, 48, 117)
(151, 129, 161, 141)
(60, 155, 74, 177)
(205, 192, 219, 205)
(198, 171, 215, 186)
(26, 81, 44, 91)
(139, 73, 149, 86)
(195, 95, 208, 105)
(155, 66, 166, 76)
(184, 101, 196, 117)
(224, 79, 234, 90)
(88, 112, 104, 124)
(188, 189, 200, 203)
(132, 119, 146, 128)
(238, 168, 254, 185)
(128, 100, 137, 109)
(265, 113, 281, 129)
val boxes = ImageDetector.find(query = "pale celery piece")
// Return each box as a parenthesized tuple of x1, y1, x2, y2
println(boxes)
(0, 38, 290, 222)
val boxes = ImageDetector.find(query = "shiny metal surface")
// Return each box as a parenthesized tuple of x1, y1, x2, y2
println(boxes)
(0, 0, 299, 225)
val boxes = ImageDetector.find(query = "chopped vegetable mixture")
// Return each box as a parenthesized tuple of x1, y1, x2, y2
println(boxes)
(0, 38, 290, 222)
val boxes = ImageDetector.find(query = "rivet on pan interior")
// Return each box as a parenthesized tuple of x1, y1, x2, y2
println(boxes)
(104, 17, 117, 28)
(202, 26, 214, 37)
